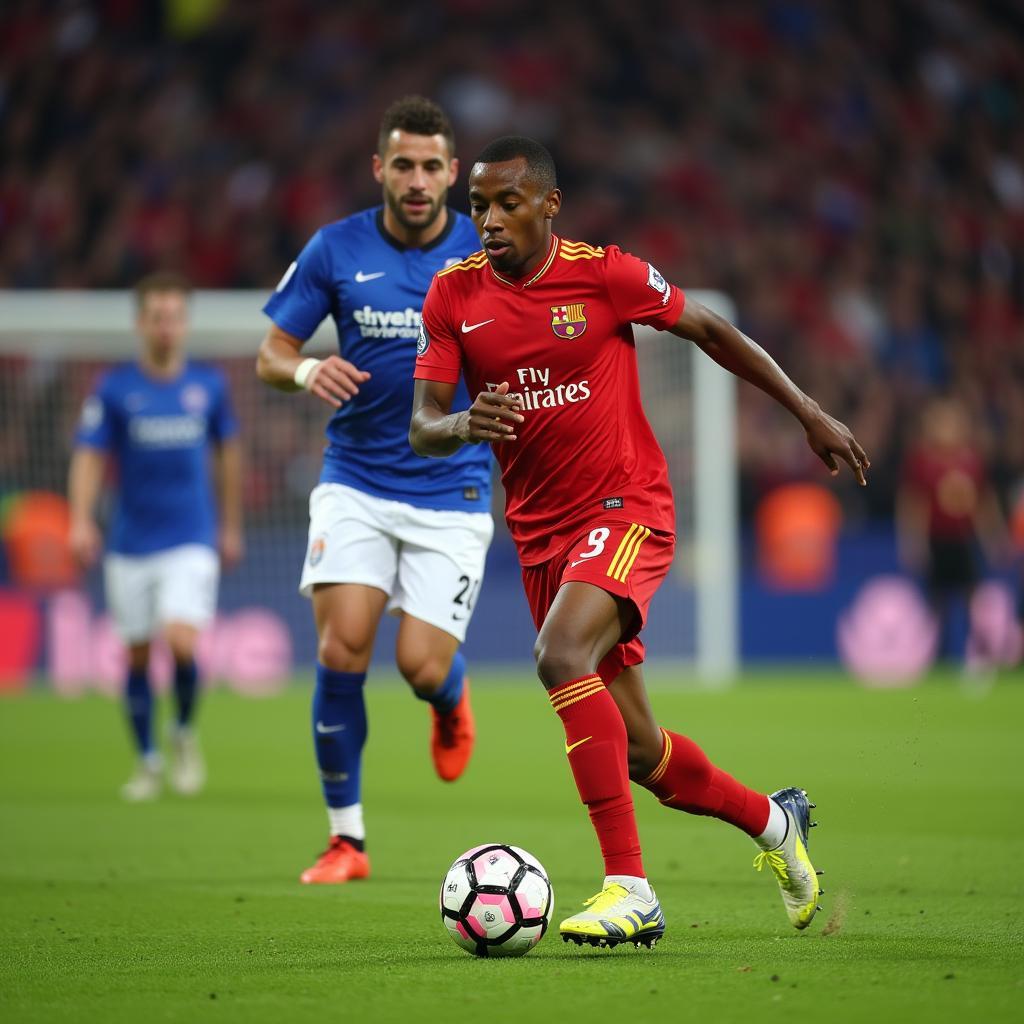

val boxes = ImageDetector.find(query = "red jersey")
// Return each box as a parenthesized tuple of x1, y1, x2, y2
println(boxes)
(902, 444, 986, 541)
(415, 236, 685, 565)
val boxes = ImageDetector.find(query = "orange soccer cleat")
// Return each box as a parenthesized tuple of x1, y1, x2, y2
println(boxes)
(430, 677, 475, 782)
(299, 836, 371, 884)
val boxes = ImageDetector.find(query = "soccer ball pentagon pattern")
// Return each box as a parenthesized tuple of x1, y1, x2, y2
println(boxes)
(439, 844, 554, 958)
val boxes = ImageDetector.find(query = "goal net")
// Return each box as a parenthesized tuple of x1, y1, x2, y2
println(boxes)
(0, 290, 736, 691)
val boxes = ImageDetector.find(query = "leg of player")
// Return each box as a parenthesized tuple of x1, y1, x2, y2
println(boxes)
(608, 666, 823, 930)
(164, 621, 206, 797)
(106, 553, 163, 801)
(395, 616, 474, 782)
(534, 582, 665, 949)
(121, 641, 162, 802)
(299, 582, 385, 884)
(154, 543, 220, 797)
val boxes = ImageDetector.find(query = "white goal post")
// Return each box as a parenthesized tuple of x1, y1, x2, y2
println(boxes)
(1, 289, 738, 683)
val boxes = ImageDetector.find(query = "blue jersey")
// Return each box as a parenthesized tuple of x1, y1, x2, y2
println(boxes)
(75, 361, 238, 555)
(262, 207, 491, 513)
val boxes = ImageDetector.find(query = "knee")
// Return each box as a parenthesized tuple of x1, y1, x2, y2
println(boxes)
(396, 650, 450, 695)
(533, 634, 592, 689)
(127, 644, 150, 673)
(166, 638, 195, 665)
(163, 624, 197, 663)
(318, 626, 371, 674)
(627, 734, 663, 783)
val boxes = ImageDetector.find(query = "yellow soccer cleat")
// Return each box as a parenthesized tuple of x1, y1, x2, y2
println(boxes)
(753, 787, 823, 929)
(559, 882, 665, 949)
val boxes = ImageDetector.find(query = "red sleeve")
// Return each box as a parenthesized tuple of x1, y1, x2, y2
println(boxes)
(602, 245, 685, 330)
(414, 276, 462, 384)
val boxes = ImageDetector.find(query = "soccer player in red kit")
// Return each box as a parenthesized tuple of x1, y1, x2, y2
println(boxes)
(410, 137, 869, 948)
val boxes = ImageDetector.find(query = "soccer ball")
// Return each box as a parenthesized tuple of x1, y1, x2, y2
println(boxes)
(439, 844, 554, 958)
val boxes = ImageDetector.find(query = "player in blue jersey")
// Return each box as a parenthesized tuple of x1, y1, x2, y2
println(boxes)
(257, 96, 492, 884)
(69, 272, 243, 802)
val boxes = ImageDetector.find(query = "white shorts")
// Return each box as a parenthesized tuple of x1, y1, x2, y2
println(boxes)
(103, 544, 220, 644)
(299, 483, 494, 642)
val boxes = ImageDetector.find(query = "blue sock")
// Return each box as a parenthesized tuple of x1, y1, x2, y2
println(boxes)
(173, 660, 199, 728)
(313, 665, 368, 809)
(414, 651, 466, 715)
(125, 668, 154, 756)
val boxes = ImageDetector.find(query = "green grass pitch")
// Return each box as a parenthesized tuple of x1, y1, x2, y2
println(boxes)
(2, 670, 1022, 1023)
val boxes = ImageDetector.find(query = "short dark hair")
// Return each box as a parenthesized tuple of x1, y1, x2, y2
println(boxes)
(473, 136, 557, 192)
(378, 95, 455, 157)
(134, 271, 192, 309)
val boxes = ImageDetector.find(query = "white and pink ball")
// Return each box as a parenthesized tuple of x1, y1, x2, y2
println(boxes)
(439, 844, 553, 958)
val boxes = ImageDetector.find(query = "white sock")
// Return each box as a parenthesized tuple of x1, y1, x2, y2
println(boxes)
(604, 874, 653, 901)
(754, 798, 789, 851)
(327, 803, 365, 841)
(142, 751, 163, 771)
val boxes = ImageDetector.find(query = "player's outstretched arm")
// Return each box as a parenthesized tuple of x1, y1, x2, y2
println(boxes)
(410, 380, 524, 457)
(670, 299, 870, 485)
(67, 447, 105, 567)
(256, 323, 370, 409)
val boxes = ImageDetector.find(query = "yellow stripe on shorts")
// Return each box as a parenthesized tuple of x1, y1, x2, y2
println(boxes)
(607, 523, 651, 582)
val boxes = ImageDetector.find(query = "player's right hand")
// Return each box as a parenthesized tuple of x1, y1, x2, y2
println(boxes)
(69, 518, 102, 568)
(303, 356, 371, 408)
(464, 382, 528, 442)
(462, 382, 524, 444)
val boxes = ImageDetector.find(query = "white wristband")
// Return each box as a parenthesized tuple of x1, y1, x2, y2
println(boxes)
(293, 357, 322, 390)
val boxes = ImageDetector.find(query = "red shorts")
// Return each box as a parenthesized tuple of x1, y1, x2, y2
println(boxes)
(520, 518, 675, 684)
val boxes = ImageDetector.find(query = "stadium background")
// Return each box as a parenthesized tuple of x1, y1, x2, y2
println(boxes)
(2, 0, 1024, 683)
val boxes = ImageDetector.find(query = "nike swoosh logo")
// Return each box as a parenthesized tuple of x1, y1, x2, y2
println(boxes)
(461, 319, 495, 333)
(565, 735, 593, 755)
(569, 559, 586, 568)
(354, 271, 386, 283)
(315, 721, 346, 734)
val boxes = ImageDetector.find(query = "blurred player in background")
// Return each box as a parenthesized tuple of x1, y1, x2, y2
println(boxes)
(257, 97, 492, 884)
(68, 272, 243, 801)
(412, 137, 868, 949)
(897, 396, 1007, 664)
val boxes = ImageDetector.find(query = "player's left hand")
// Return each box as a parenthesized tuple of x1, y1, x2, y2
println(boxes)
(803, 403, 870, 486)
(219, 526, 245, 570)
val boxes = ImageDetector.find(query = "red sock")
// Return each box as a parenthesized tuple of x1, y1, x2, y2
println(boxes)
(549, 675, 644, 878)
(639, 729, 770, 837)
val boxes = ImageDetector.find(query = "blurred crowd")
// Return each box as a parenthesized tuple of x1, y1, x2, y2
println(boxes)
(2, 0, 1024, 532)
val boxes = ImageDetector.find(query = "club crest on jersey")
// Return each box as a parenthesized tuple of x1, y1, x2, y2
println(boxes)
(180, 384, 209, 414)
(308, 535, 326, 567)
(550, 303, 587, 340)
